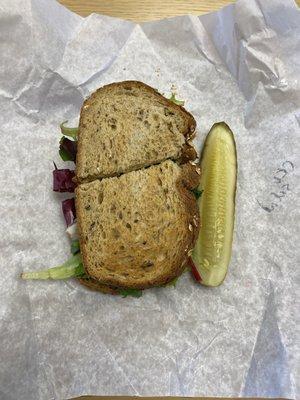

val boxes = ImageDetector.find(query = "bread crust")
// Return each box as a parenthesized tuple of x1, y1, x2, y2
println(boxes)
(76, 81, 197, 183)
(77, 277, 119, 294)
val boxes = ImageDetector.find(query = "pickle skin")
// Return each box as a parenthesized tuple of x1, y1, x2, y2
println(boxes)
(192, 122, 237, 287)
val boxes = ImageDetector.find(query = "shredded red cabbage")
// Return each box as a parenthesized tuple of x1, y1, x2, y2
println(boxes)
(62, 198, 76, 227)
(59, 137, 77, 162)
(53, 164, 76, 193)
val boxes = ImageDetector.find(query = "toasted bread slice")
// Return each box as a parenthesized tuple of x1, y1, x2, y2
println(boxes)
(76, 81, 196, 183)
(76, 160, 200, 289)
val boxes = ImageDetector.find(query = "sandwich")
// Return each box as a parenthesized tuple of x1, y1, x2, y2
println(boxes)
(21, 81, 201, 296)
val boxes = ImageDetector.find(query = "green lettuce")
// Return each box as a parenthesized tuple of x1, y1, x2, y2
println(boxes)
(193, 188, 203, 199)
(169, 93, 185, 106)
(60, 121, 79, 139)
(21, 254, 84, 280)
(118, 288, 143, 298)
(71, 239, 80, 255)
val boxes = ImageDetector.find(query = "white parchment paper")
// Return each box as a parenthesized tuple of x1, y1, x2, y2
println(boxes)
(0, 0, 299, 399)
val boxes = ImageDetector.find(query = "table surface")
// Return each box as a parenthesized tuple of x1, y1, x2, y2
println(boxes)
(59, 0, 299, 22)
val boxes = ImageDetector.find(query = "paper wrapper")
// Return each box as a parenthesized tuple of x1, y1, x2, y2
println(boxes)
(0, 0, 299, 398)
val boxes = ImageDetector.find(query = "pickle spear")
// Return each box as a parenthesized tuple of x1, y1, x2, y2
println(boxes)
(192, 122, 237, 286)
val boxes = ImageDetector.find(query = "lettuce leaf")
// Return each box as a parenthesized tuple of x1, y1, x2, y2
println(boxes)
(60, 121, 79, 139)
(192, 188, 203, 199)
(71, 239, 80, 255)
(118, 288, 143, 298)
(21, 254, 84, 280)
(169, 93, 185, 106)
(59, 137, 77, 162)
(62, 198, 76, 227)
(53, 164, 76, 193)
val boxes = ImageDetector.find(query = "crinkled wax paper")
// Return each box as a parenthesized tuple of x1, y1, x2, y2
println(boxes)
(0, 0, 299, 399)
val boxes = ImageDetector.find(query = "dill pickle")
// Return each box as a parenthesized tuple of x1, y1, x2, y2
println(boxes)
(192, 122, 237, 286)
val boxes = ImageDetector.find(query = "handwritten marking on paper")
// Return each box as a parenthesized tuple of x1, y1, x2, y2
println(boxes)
(256, 161, 294, 213)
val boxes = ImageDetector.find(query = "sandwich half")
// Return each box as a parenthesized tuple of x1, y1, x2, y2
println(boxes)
(76, 160, 200, 289)
(76, 81, 196, 183)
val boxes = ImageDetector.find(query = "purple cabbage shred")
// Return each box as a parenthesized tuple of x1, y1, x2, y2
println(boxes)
(60, 137, 77, 162)
(53, 165, 76, 193)
(62, 198, 76, 227)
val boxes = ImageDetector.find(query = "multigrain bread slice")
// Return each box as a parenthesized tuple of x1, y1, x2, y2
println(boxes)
(76, 81, 196, 183)
(76, 160, 200, 289)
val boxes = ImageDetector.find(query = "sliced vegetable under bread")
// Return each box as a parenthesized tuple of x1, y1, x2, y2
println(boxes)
(192, 122, 237, 286)
(76, 81, 196, 183)
(76, 160, 200, 289)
